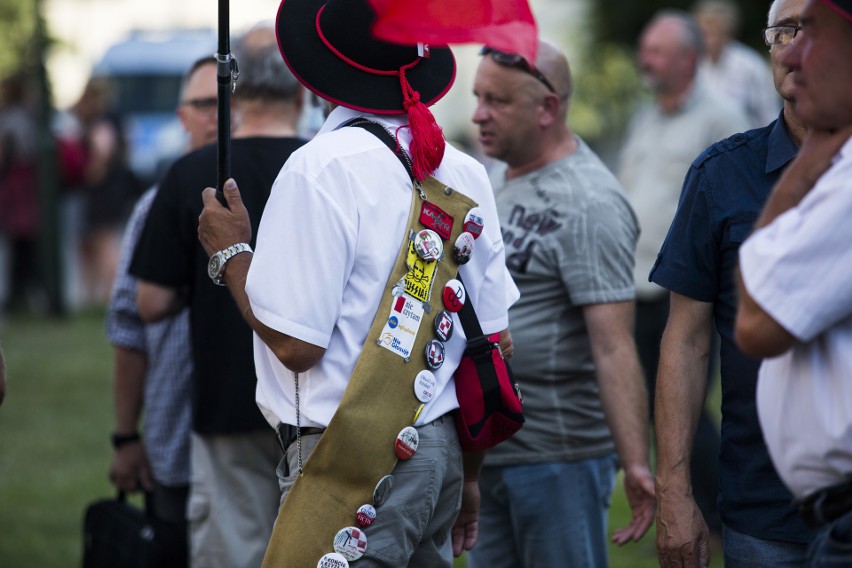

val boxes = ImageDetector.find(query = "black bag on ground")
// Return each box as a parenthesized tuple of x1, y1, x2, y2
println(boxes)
(82, 491, 186, 568)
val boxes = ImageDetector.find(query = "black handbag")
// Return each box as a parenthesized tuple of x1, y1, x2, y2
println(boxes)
(82, 491, 186, 568)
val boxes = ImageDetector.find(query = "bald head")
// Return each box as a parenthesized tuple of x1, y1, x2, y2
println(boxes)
(536, 40, 573, 101)
(639, 11, 703, 103)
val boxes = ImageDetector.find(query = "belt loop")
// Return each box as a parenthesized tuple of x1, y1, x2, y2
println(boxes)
(275, 423, 294, 454)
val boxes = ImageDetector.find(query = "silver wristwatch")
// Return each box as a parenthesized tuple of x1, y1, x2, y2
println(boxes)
(207, 242, 252, 286)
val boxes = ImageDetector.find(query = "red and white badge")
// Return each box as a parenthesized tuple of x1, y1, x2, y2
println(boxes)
(395, 426, 420, 460)
(433, 309, 454, 342)
(463, 207, 485, 239)
(333, 527, 368, 561)
(413, 229, 443, 262)
(453, 232, 475, 265)
(355, 504, 377, 527)
(425, 338, 445, 370)
(442, 279, 466, 312)
(419, 201, 454, 240)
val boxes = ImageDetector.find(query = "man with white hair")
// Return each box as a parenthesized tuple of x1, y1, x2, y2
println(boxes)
(736, 0, 852, 564)
(693, 0, 781, 128)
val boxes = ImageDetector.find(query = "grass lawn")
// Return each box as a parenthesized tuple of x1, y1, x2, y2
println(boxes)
(0, 309, 722, 567)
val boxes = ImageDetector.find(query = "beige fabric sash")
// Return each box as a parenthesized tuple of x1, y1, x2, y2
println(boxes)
(262, 176, 477, 567)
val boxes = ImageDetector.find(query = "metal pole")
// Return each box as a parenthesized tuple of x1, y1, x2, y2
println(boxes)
(215, 0, 232, 205)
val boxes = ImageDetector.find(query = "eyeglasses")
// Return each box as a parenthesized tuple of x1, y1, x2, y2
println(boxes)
(181, 97, 218, 113)
(480, 46, 557, 94)
(762, 25, 801, 47)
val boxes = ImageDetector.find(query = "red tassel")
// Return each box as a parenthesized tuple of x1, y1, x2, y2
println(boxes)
(400, 72, 445, 181)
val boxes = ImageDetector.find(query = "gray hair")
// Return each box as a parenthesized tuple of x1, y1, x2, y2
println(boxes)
(233, 42, 301, 102)
(648, 10, 706, 57)
(768, 0, 783, 26)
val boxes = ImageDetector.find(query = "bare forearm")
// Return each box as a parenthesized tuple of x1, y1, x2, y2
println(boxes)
(654, 329, 710, 492)
(113, 346, 147, 434)
(596, 346, 650, 470)
(222, 254, 325, 373)
(734, 269, 795, 358)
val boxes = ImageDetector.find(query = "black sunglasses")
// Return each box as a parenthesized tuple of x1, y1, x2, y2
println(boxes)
(480, 46, 557, 94)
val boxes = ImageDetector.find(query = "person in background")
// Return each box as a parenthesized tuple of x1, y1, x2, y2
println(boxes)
(131, 37, 306, 568)
(693, 0, 781, 128)
(653, 0, 818, 566)
(468, 40, 655, 568)
(70, 77, 140, 306)
(735, 0, 852, 565)
(0, 71, 44, 316)
(617, 10, 749, 542)
(105, 55, 219, 566)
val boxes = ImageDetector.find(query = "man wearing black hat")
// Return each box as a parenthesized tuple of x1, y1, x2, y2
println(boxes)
(735, 0, 852, 564)
(198, 0, 518, 566)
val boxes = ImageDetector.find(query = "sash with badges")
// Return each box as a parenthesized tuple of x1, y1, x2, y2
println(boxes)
(262, 122, 487, 568)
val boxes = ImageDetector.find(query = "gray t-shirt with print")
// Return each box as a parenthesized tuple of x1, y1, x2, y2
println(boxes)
(485, 138, 639, 466)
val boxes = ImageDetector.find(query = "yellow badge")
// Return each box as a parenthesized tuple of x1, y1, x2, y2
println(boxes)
(404, 241, 438, 303)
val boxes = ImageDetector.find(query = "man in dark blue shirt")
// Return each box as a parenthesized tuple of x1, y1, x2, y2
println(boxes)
(651, 0, 818, 566)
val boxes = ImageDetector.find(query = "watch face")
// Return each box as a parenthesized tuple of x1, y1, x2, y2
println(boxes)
(208, 254, 223, 279)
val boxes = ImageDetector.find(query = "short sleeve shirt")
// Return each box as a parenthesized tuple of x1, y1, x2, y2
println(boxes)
(130, 138, 306, 434)
(485, 138, 639, 466)
(741, 135, 852, 502)
(651, 117, 814, 542)
(245, 107, 519, 430)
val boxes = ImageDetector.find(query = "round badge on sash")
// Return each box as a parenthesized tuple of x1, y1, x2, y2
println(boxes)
(463, 207, 485, 239)
(414, 369, 437, 403)
(355, 504, 377, 527)
(333, 527, 368, 561)
(317, 552, 350, 568)
(453, 232, 475, 265)
(433, 310, 454, 342)
(442, 279, 466, 313)
(395, 426, 420, 460)
(425, 339, 445, 370)
(413, 229, 443, 261)
(373, 474, 394, 507)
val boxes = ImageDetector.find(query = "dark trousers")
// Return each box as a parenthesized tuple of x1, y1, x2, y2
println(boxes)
(636, 296, 722, 534)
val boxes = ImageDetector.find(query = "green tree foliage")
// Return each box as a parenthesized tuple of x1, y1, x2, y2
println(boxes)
(0, 0, 37, 78)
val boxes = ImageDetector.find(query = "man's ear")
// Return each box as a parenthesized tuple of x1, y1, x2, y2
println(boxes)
(540, 93, 561, 127)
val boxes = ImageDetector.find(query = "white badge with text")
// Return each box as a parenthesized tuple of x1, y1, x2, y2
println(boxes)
(377, 293, 424, 360)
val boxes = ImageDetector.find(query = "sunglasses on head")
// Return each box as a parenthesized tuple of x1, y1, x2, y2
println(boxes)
(480, 46, 557, 94)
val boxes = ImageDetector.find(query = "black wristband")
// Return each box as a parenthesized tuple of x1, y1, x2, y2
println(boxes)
(111, 432, 141, 449)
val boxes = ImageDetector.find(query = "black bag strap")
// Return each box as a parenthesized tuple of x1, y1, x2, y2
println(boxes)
(455, 274, 506, 417)
(347, 118, 511, 424)
(345, 118, 416, 182)
(346, 119, 495, 362)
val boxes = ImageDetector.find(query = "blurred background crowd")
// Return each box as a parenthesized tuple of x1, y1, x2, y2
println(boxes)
(0, 0, 774, 321)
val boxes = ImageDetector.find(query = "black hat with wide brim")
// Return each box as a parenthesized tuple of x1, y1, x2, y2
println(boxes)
(276, 0, 456, 115)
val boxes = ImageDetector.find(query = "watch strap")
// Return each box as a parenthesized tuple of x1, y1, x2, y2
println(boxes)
(111, 431, 141, 449)
(211, 242, 253, 285)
